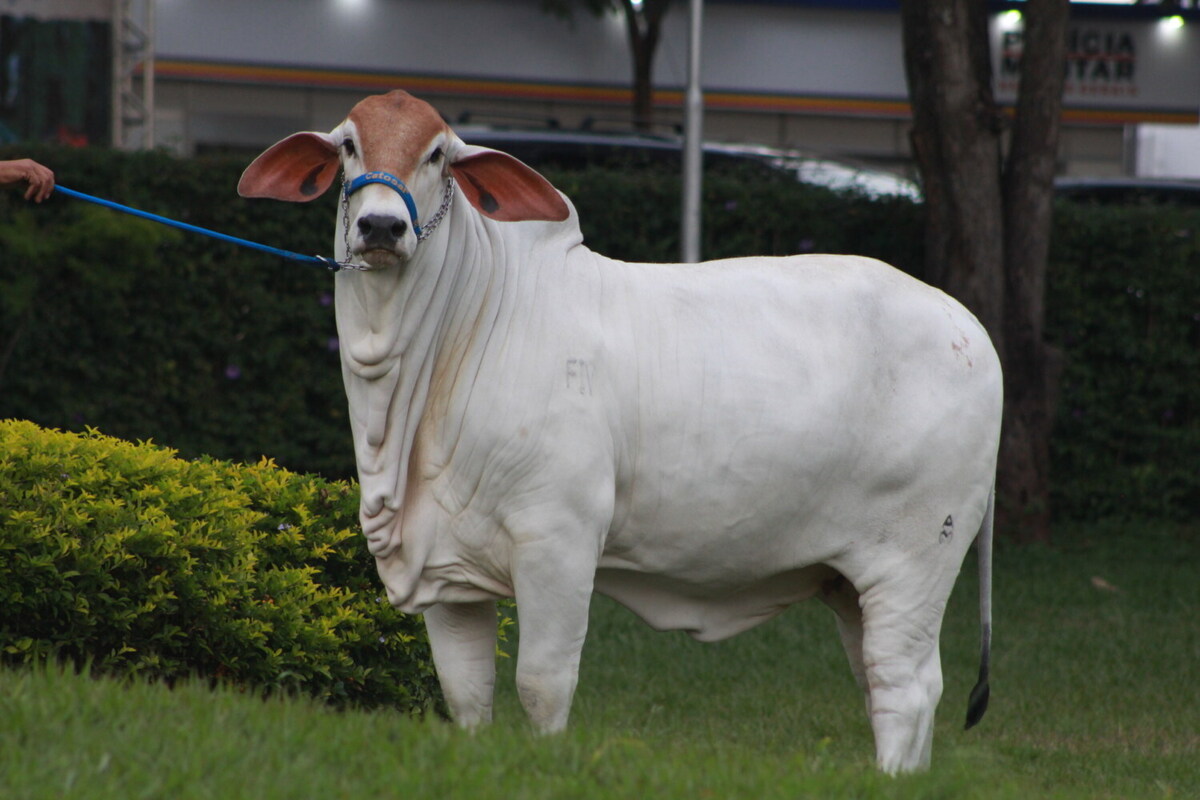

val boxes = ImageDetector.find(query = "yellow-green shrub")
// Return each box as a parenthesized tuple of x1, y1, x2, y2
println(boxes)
(0, 419, 439, 712)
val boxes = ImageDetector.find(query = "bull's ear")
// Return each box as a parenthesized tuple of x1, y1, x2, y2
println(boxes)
(238, 132, 340, 202)
(449, 144, 569, 223)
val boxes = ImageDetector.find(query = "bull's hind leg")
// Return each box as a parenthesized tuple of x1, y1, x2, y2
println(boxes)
(858, 571, 956, 774)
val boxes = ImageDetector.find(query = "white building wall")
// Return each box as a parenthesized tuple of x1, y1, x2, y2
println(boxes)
(141, 0, 1199, 176)
(154, 0, 631, 83)
(153, 0, 910, 99)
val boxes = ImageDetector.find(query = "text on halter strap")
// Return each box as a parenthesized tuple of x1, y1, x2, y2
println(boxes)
(343, 171, 424, 237)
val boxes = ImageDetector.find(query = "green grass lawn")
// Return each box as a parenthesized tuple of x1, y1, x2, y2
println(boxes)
(2, 521, 1196, 799)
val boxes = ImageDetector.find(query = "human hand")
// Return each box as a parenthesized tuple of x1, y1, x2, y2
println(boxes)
(0, 158, 56, 202)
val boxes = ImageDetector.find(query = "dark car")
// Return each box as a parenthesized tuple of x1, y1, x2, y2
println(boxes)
(1055, 177, 1200, 206)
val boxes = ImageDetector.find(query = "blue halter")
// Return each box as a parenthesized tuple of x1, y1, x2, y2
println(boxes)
(344, 171, 424, 237)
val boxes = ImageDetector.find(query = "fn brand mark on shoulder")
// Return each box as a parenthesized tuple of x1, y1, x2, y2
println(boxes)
(566, 358, 594, 396)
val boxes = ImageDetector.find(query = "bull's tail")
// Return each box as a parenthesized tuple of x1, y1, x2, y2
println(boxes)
(964, 488, 994, 730)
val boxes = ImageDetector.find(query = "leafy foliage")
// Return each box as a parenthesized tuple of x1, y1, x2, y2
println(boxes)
(553, 162, 925, 274)
(0, 144, 350, 478)
(1045, 203, 1200, 520)
(0, 419, 440, 712)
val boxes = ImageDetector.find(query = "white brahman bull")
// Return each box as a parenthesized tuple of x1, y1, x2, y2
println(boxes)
(239, 89, 1001, 773)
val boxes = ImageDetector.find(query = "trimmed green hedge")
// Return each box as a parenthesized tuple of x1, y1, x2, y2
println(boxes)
(1045, 204, 1199, 520)
(0, 144, 349, 477)
(0, 419, 439, 712)
(551, 160, 925, 273)
(1, 144, 1195, 521)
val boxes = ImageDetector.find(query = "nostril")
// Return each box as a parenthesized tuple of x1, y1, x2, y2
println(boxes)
(357, 217, 373, 236)
(391, 220, 408, 238)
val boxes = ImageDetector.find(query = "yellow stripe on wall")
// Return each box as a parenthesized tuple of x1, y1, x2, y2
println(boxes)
(153, 59, 1198, 126)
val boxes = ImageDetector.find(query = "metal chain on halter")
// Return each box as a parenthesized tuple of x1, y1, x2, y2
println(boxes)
(337, 175, 371, 271)
(418, 178, 455, 242)
(337, 175, 455, 270)
(339, 177, 354, 263)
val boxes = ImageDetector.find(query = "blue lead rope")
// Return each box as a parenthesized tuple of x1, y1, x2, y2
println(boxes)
(53, 185, 345, 271)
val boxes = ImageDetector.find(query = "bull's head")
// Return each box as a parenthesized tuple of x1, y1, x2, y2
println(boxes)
(238, 89, 568, 269)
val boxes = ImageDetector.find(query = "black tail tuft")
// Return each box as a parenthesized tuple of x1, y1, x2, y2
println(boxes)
(964, 667, 990, 729)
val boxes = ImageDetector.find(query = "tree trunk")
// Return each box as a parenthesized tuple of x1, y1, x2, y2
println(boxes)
(901, 0, 1069, 542)
(623, 0, 669, 130)
(999, 0, 1069, 542)
(901, 0, 1006, 347)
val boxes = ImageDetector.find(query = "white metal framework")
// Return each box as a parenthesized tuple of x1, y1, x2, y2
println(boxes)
(111, 0, 155, 150)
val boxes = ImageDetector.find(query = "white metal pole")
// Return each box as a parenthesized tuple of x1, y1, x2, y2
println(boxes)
(111, 0, 124, 148)
(145, 0, 156, 149)
(681, 0, 704, 263)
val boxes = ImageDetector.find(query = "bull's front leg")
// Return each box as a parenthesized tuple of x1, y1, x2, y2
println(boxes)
(424, 600, 498, 727)
(510, 541, 596, 733)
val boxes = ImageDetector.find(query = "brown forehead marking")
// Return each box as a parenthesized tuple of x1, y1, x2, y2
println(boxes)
(348, 90, 447, 178)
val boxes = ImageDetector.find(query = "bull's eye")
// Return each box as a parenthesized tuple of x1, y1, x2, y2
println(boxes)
(428, 147, 443, 164)
(342, 138, 357, 158)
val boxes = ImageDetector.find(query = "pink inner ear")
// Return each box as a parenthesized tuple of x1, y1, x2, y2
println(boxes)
(238, 133, 339, 202)
(450, 151, 569, 223)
